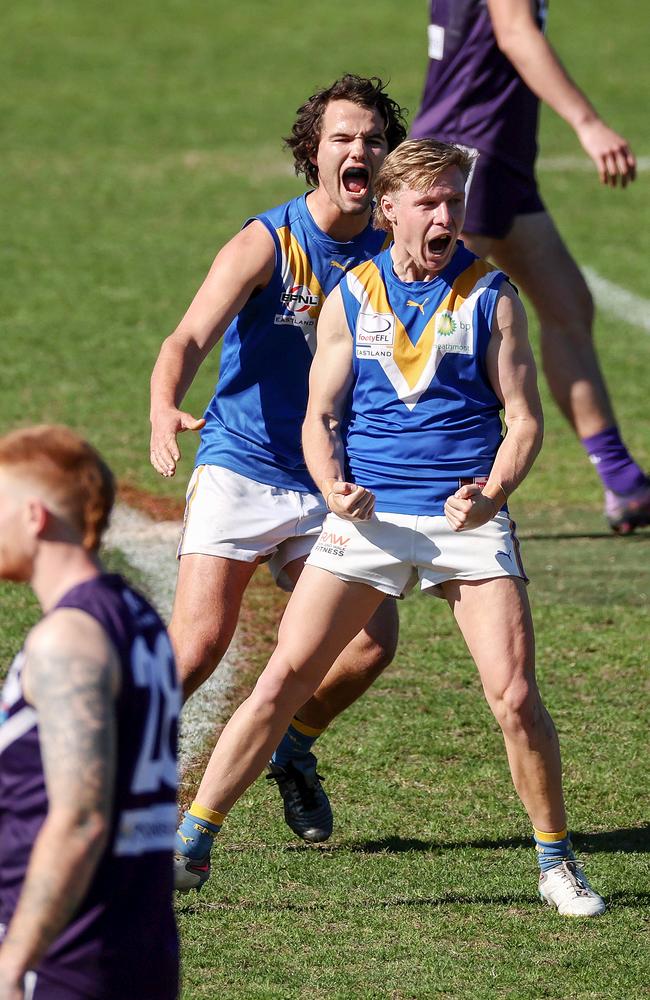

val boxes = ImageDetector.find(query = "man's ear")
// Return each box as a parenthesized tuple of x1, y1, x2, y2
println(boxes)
(381, 194, 398, 226)
(25, 496, 49, 540)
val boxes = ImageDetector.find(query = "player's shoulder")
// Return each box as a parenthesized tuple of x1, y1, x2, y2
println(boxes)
(26, 605, 112, 660)
(21, 605, 119, 705)
(346, 247, 388, 282)
(255, 193, 305, 231)
(453, 243, 513, 295)
(457, 241, 499, 275)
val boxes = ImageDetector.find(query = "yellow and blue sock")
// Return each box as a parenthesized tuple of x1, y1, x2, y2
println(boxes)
(271, 716, 325, 768)
(176, 801, 226, 860)
(534, 827, 574, 873)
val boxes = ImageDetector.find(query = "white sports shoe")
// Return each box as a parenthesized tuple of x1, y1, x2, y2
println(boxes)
(539, 860, 606, 917)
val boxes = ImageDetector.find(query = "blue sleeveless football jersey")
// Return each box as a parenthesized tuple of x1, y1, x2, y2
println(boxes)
(0, 575, 179, 999)
(195, 194, 389, 491)
(340, 243, 508, 514)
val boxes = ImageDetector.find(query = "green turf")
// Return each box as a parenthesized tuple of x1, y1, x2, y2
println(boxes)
(174, 515, 649, 999)
(2, 1, 649, 997)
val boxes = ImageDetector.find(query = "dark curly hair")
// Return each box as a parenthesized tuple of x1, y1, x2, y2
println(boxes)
(284, 74, 408, 188)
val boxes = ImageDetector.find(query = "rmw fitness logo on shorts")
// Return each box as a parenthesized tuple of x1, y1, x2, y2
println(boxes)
(275, 285, 320, 327)
(314, 529, 350, 558)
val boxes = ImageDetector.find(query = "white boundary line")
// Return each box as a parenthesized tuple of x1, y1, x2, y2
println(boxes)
(538, 155, 649, 172)
(105, 504, 236, 768)
(582, 268, 650, 334)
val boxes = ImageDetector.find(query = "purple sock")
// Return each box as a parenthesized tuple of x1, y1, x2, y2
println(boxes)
(581, 426, 647, 494)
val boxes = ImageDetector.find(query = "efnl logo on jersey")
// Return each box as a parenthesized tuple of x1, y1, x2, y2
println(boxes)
(275, 285, 319, 328)
(434, 310, 472, 354)
(356, 311, 396, 359)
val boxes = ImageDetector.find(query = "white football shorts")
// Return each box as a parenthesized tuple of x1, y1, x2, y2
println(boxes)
(178, 464, 327, 589)
(305, 510, 527, 599)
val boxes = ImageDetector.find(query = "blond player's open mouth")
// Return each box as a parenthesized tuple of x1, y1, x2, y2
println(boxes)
(427, 233, 452, 256)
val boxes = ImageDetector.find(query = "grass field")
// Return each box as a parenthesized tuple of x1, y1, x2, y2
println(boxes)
(2, 2, 649, 998)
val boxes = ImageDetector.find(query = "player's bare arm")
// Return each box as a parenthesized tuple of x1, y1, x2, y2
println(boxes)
(149, 220, 276, 477)
(444, 283, 543, 531)
(302, 286, 375, 521)
(487, 0, 636, 186)
(0, 610, 120, 991)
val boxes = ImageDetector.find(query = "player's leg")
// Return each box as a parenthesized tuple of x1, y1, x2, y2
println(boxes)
(170, 553, 259, 701)
(473, 212, 613, 437)
(284, 555, 399, 728)
(444, 576, 564, 829)
(172, 463, 299, 701)
(444, 575, 605, 915)
(465, 214, 650, 533)
(281, 552, 399, 726)
(265, 517, 399, 843)
(176, 568, 385, 891)
(268, 584, 398, 842)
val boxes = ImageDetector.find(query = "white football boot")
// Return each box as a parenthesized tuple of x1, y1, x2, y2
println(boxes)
(539, 860, 606, 916)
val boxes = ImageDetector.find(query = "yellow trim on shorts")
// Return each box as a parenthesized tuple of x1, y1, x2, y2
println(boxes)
(178, 465, 205, 556)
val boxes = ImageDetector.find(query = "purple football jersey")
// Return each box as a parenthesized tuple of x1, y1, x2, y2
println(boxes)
(0, 575, 180, 999)
(412, 0, 548, 175)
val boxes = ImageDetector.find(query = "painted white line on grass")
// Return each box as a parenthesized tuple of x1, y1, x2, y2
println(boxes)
(582, 268, 650, 334)
(105, 504, 236, 768)
(538, 155, 649, 172)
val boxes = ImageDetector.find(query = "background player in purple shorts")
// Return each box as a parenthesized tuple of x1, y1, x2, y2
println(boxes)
(0, 426, 179, 1000)
(412, 0, 649, 534)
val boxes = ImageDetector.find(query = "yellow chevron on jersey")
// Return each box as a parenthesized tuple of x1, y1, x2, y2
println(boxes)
(277, 226, 323, 305)
(346, 256, 501, 410)
(340, 243, 508, 513)
(196, 194, 389, 492)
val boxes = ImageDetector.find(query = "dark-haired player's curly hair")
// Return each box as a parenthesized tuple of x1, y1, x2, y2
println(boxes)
(285, 74, 408, 188)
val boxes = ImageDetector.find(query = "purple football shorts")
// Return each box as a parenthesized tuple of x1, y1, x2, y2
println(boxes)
(463, 150, 545, 239)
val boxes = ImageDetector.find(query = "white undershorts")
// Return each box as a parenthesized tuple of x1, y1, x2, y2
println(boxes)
(305, 510, 527, 599)
(178, 465, 327, 590)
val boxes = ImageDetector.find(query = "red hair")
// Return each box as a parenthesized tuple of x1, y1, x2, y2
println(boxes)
(0, 425, 115, 551)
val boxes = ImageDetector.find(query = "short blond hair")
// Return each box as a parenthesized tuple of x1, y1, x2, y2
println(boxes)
(0, 425, 115, 551)
(373, 139, 474, 232)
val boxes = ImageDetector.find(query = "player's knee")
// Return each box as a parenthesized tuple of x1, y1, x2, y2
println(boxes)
(358, 600, 399, 677)
(361, 631, 397, 678)
(171, 626, 233, 700)
(490, 678, 541, 733)
(253, 654, 316, 717)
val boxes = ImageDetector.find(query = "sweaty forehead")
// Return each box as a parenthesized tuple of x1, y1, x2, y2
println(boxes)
(320, 99, 385, 137)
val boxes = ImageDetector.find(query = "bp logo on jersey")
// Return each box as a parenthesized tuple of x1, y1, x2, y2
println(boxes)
(436, 311, 456, 336)
(434, 309, 472, 354)
(280, 285, 319, 314)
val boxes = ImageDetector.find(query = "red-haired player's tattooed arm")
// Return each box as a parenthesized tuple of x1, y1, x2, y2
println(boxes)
(0, 609, 120, 997)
